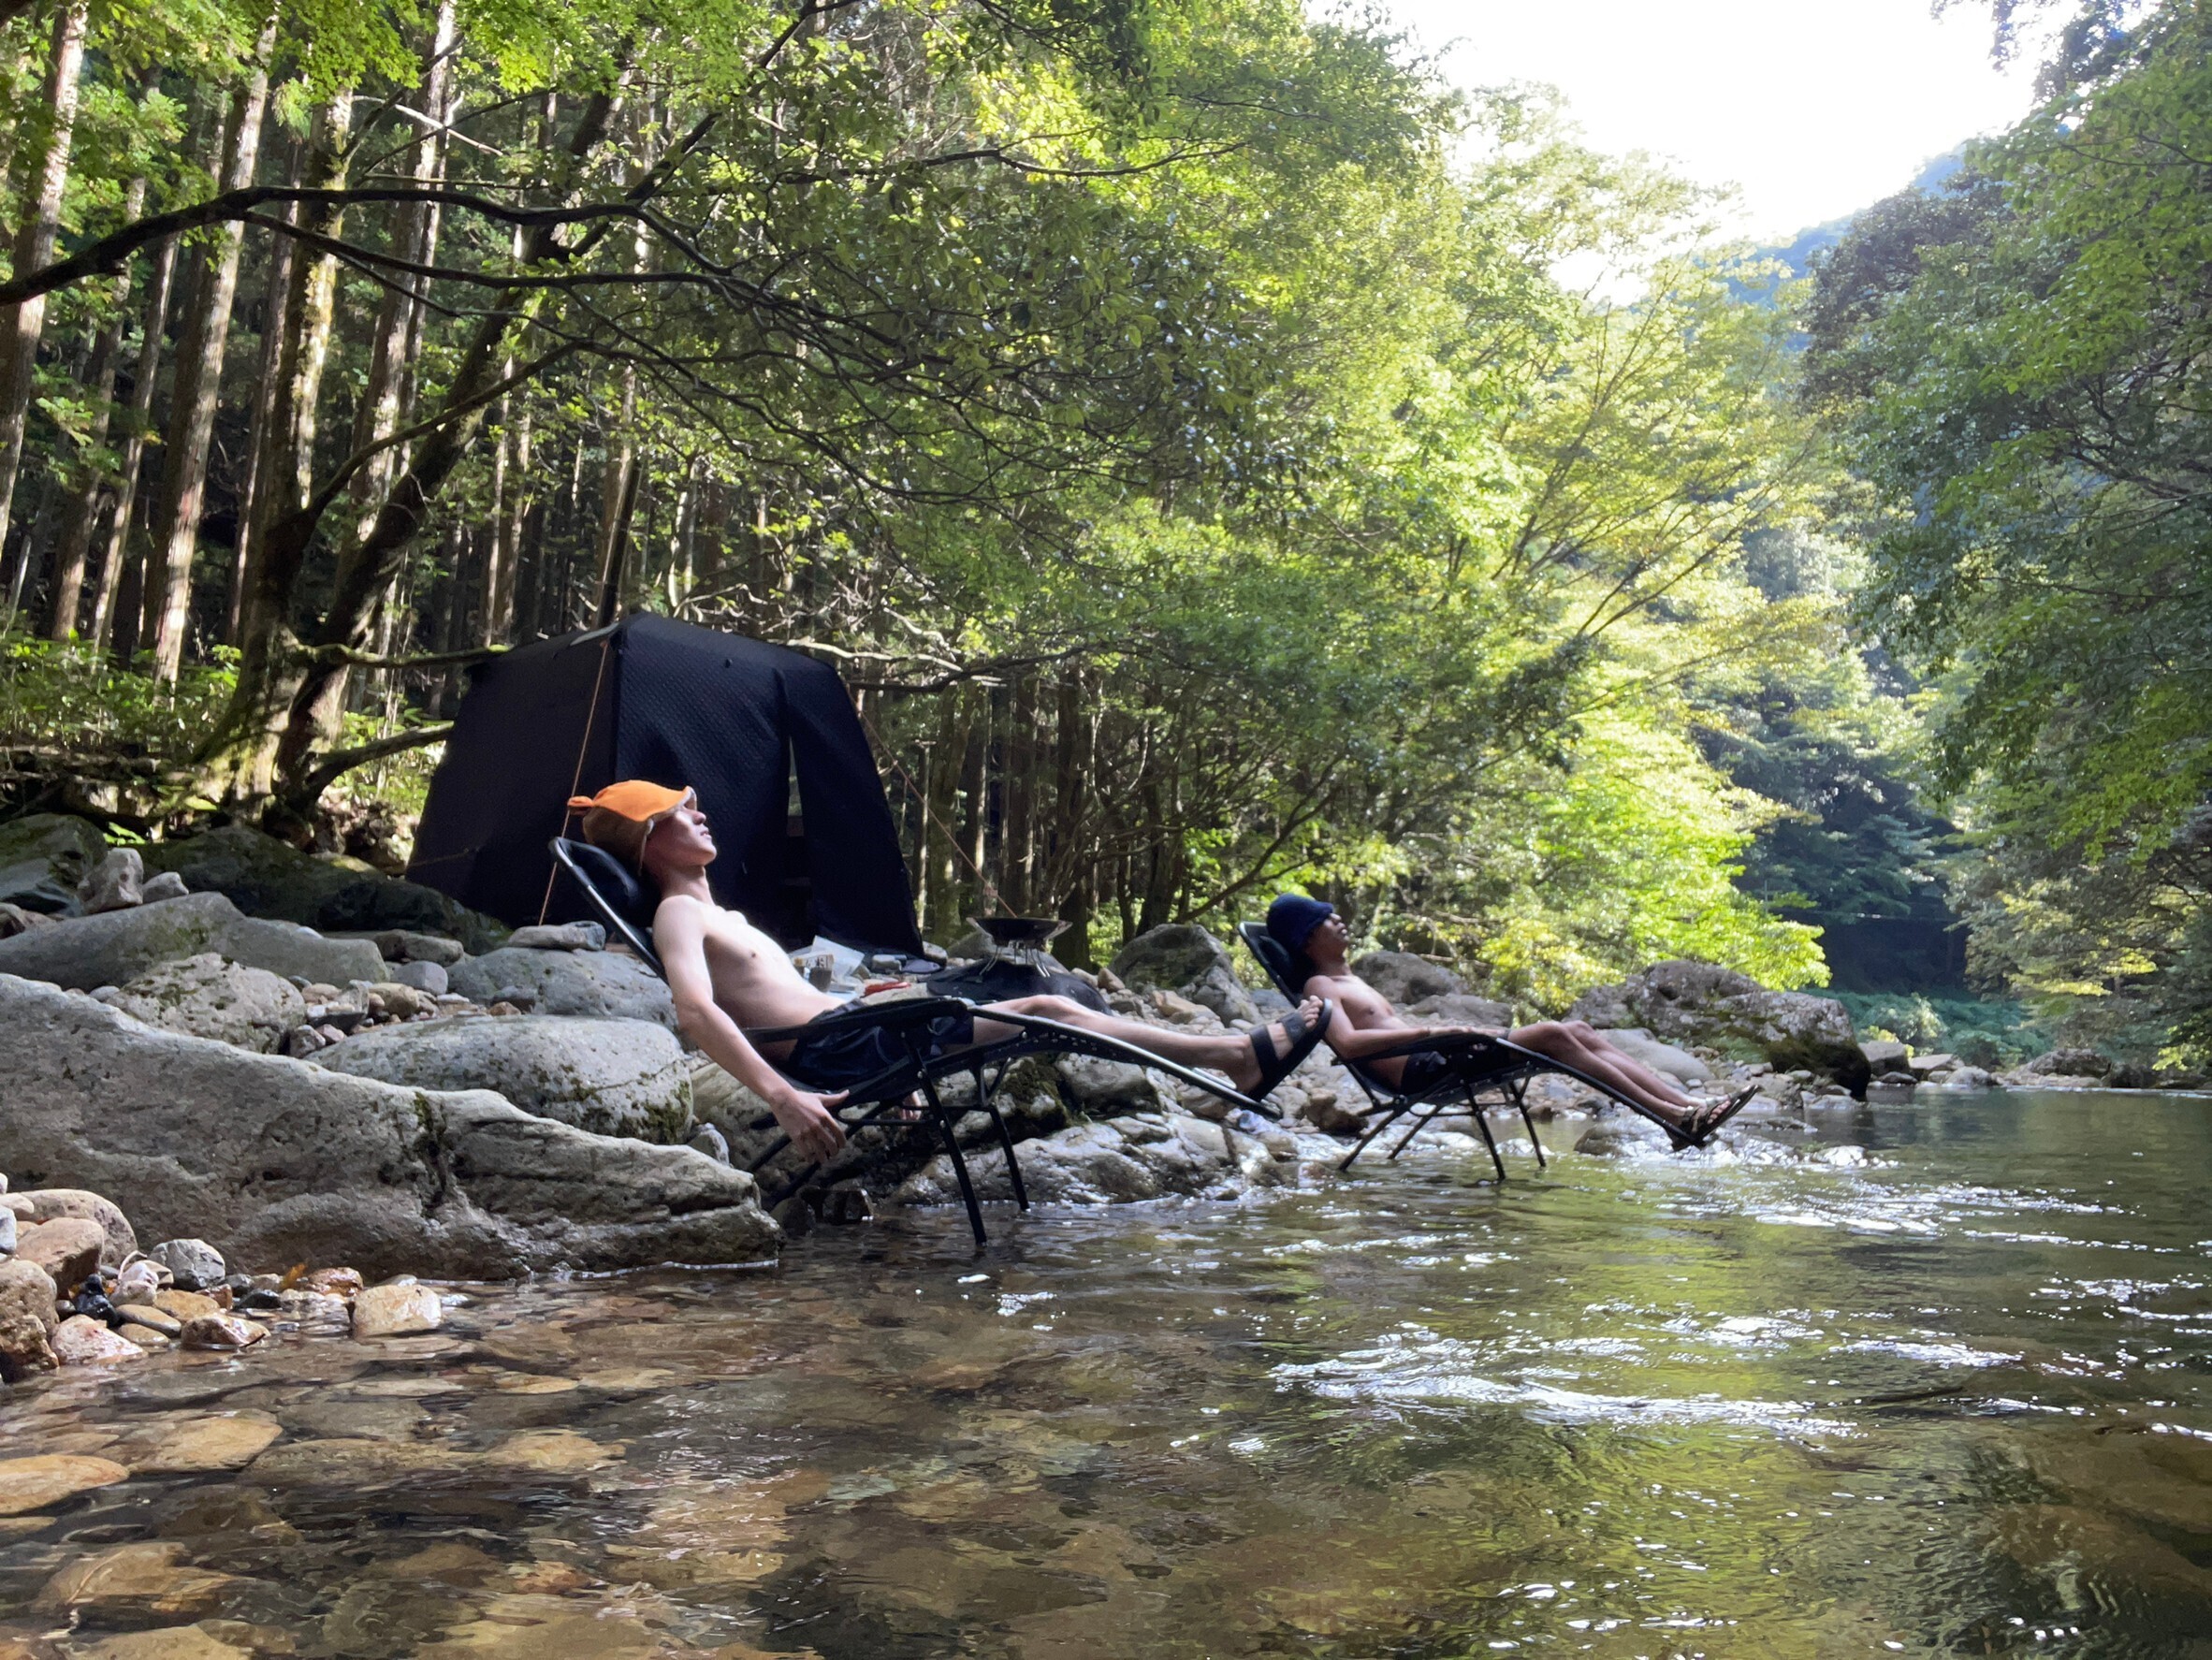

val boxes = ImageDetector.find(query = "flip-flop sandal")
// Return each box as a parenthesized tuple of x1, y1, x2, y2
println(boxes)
(1682, 1085, 1760, 1148)
(1248, 999, 1332, 1100)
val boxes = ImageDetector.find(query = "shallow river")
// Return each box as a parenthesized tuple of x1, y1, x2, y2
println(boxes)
(4, 1088, 2210, 1659)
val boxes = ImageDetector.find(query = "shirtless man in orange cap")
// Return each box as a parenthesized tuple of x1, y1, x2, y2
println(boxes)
(569, 782, 1329, 1164)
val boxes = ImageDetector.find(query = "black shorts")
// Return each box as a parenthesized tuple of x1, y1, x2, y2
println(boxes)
(778, 1004, 977, 1093)
(1399, 1049, 1455, 1096)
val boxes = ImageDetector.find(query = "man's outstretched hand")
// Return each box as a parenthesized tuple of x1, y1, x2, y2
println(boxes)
(773, 1088, 850, 1164)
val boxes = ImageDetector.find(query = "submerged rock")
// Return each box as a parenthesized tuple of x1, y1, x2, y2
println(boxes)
(313, 1014, 692, 1142)
(0, 1451, 130, 1516)
(111, 953, 306, 1053)
(0, 891, 384, 991)
(0, 973, 779, 1278)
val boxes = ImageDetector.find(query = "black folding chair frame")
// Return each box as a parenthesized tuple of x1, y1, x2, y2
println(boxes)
(549, 837, 1273, 1245)
(1236, 923, 1680, 1179)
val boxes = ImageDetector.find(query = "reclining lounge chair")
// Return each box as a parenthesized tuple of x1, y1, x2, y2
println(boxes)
(1237, 923, 1689, 1180)
(550, 837, 1274, 1245)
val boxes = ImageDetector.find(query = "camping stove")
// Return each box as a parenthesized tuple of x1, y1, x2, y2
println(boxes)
(969, 915, 1070, 972)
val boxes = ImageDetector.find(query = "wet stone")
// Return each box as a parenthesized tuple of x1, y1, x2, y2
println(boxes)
(51, 1314, 144, 1366)
(353, 1282, 443, 1337)
(124, 1413, 284, 1474)
(0, 1454, 131, 1517)
(34, 1540, 249, 1622)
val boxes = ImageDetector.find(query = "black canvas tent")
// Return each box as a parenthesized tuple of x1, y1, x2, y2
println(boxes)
(408, 615, 924, 956)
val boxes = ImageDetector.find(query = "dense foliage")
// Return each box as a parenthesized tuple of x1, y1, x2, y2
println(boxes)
(0, 0, 2020, 1010)
(1809, 0, 2212, 1061)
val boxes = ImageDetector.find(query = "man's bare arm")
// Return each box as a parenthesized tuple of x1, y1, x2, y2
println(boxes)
(1306, 972, 1499, 1058)
(652, 898, 849, 1163)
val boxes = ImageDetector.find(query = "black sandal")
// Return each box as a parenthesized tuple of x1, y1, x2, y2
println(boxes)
(1682, 1085, 1759, 1148)
(1248, 999, 1332, 1100)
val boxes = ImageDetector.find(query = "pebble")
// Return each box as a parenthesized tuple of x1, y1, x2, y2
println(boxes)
(114, 1303, 182, 1336)
(110, 1260, 163, 1303)
(34, 1539, 248, 1621)
(299, 1266, 365, 1298)
(0, 1452, 130, 1516)
(139, 870, 190, 903)
(179, 1314, 269, 1351)
(149, 1238, 226, 1291)
(51, 1314, 142, 1365)
(117, 1323, 173, 1348)
(153, 1288, 225, 1321)
(352, 1282, 443, 1338)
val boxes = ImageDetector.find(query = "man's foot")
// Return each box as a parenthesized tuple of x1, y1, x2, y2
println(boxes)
(1675, 1085, 1760, 1149)
(1234, 997, 1332, 1099)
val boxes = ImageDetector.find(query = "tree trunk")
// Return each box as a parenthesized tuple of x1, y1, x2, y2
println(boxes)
(44, 168, 148, 643)
(0, 0, 88, 608)
(224, 135, 302, 641)
(87, 224, 178, 654)
(591, 373, 640, 626)
(145, 4, 279, 681)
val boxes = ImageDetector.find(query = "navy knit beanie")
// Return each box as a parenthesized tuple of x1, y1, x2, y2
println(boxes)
(1266, 893, 1335, 954)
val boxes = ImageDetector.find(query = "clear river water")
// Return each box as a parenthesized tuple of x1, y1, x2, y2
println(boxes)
(3, 1087, 2209, 1659)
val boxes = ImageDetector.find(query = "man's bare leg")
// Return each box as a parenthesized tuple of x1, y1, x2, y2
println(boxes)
(1509, 1020, 1699, 1125)
(971, 995, 1325, 1096)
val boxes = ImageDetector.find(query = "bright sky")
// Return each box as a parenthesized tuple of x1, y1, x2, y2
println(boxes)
(1376, 0, 2043, 241)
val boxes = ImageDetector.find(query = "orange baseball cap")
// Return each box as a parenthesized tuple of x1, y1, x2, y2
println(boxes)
(565, 780, 693, 821)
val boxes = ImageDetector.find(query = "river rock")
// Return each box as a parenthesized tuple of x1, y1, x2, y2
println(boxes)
(180, 1314, 268, 1351)
(353, 1282, 444, 1337)
(52, 1314, 143, 1365)
(12, 1189, 135, 1266)
(371, 928, 466, 966)
(0, 813, 106, 914)
(1934, 1065, 1996, 1090)
(34, 1541, 247, 1621)
(2025, 1047, 2110, 1078)
(16, 1218, 105, 1288)
(150, 1239, 226, 1290)
(1590, 1027, 1710, 1085)
(113, 1303, 181, 1337)
(381, 958, 449, 996)
(448, 946, 677, 1028)
(67, 1626, 255, 1660)
(1109, 925, 1259, 1024)
(108, 953, 306, 1054)
(78, 848, 144, 914)
(506, 921, 605, 952)
(0, 898, 57, 939)
(896, 1112, 1295, 1207)
(139, 870, 190, 904)
(0, 1452, 129, 1516)
(1352, 951, 1464, 1006)
(140, 824, 506, 952)
(313, 1015, 692, 1142)
(1054, 1055, 1177, 1118)
(1859, 1038, 1909, 1071)
(1568, 959, 1855, 1053)
(0, 974, 779, 1278)
(0, 891, 384, 992)
(0, 1259, 60, 1381)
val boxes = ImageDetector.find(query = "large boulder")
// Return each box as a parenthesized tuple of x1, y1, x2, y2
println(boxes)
(1353, 951, 1464, 1007)
(1109, 925, 1258, 1025)
(1405, 992, 1517, 1029)
(110, 952, 306, 1053)
(1568, 959, 1854, 1053)
(0, 974, 779, 1278)
(140, 824, 507, 953)
(0, 891, 383, 991)
(449, 945, 677, 1029)
(1590, 1027, 1710, 1085)
(0, 813, 105, 914)
(314, 1016, 693, 1143)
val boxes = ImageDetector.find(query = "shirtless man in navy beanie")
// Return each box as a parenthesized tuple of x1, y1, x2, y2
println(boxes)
(1265, 894, 1754, 1142)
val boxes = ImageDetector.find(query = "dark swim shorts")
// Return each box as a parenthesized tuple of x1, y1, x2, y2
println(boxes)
(1398, 1049, 1456, 1096)
(778, 1003, 978, 1093)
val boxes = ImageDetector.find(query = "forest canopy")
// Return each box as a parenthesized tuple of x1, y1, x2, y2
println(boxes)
(0, 0, 2200, 1059)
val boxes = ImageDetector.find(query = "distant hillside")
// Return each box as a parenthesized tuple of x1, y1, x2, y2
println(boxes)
(1736, 150, 1965, 299)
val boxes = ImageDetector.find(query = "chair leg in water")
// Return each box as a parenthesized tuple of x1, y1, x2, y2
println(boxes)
(917, 1066, 989, 1247)
(1340, 1100, 1412, 1172)
(1510, 1079, 1547, 1169)
(1463, 1083, 1507, 1182)
(975, 1063, 1030, 1212)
